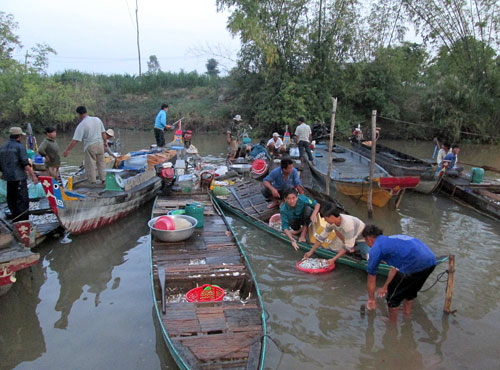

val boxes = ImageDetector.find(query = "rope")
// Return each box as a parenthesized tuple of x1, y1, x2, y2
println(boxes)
(376, 115, 500, 140)
(420, 270, 449, 292)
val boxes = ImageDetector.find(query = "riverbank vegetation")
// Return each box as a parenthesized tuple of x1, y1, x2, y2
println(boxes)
(1, 1, 499, 143)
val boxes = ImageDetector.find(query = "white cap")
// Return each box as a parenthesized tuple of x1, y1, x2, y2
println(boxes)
(162, 162, 173, 168)
(106, 129, 114, 137)
(233, 114, 242, 121)
(272, 132, 280, 137)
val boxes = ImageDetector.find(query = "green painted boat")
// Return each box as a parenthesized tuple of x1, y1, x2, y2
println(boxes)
(212, 178, 448, 276)
(150, 191, 267, 369)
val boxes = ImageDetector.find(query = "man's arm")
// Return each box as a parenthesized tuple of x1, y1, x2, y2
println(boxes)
(310, 202, 320, 223)
(101, 132, 109, 149)
(64, 140, 79, 157)
(304, 239, 321, 259)
(263, 180, 280, 198)
(284, 228, 299, 251)
(376, 267, 397, 298)
(25, 164, 38, 184)
(367, 274, 377, 310)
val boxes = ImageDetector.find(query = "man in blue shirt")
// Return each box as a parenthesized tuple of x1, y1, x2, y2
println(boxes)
(154, 103, 169, 147)
(262, 158, 303, 208)
(280, 187, 320, 250)
(0, 127, 39, 220)
(362, 225, 436, 321)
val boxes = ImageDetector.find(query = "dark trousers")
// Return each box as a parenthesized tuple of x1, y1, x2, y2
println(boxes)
(289, 206, 313, 231)
(154, 128, 165, 147)
(298, 140, 313, 162)
(7, 180, 29, 221)
(261, 186, 286, 200)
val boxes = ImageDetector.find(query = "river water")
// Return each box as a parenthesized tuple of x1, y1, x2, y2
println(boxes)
(1, 131, 499, 369)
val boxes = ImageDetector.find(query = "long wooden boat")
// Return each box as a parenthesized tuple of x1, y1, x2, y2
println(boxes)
(212, 178, 449, 275)
(150, 192, 266, 369)
(350, 140, 437, 193)
(40, 169, 161, 234)
(0, 221, 40, 296)
(440, 174, 500, 221)
(310, 144, 419, 207)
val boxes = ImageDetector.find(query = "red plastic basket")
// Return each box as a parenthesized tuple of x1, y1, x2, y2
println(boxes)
(185, 284, 225, 302)
(296, 259, 336, 274)
(251, 159, 268, 175)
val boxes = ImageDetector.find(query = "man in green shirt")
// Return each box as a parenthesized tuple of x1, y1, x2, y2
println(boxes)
(38, 126, 60, 179)
(280, 187, 320, 251)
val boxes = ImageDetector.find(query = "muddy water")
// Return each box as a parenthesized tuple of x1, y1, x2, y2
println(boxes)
(1, 132, 499, 369)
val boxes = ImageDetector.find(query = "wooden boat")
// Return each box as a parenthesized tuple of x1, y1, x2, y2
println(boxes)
(0, 221, 40, 296)
(150, 192, 266, 369)
(440, 174, 500, 221)
(39, 169, 162, 234)
(212, 178, 448, 275)
(309, 144, 419, 207)
(1, 199, 61, 249)
(350, 140, 437, 193)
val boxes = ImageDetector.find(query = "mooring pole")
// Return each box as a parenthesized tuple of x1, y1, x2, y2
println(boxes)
(326, 97, 337, 196)
(367, 110, 376, 218)
(443, 254, 455, 314)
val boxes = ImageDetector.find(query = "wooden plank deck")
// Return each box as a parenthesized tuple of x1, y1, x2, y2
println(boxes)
(151, 192, 263, 369)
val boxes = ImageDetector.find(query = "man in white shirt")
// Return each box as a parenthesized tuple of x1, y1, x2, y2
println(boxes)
(294, 117, 313, 163)
(64, 106, 108, 184)
(266, 132, 285, 155)
(304, 204, 369, 266)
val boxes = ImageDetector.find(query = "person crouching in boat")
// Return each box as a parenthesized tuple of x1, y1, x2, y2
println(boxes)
(280, 187, 320, 251)
(303, 204, 369, 266)
(262, 157, 303, 209)
(362, 225, 437, 322)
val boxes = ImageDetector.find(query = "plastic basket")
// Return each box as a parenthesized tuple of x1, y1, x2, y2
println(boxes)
(268, 213, 281, 230)
(296, 259, 336, 274)
(251, 159, 268, 175)
(186, 284, 225, 302)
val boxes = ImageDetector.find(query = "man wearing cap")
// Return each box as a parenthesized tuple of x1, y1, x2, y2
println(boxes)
(0, 127, 38, 221)
(64, 106, 107, 184)
(226, 114, 244, 160)
(154, 103, 169, 147)
(267, 132, 285, 155)
(38, 126, 60, 179)
(104, 129, 118, 158)
(294, 117, 313, 164)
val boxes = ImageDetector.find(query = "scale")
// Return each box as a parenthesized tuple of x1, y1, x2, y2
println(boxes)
(105, 169, 126, 191)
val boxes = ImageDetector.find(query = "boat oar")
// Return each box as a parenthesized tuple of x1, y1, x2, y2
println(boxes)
(458, 161, 500, 174)
(158, 266, 166, 314)
(228, 187, 246, 209)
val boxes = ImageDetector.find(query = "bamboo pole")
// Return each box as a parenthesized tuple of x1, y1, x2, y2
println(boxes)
(367, 110, 376, 218)
(326, 97, 337, 196)
(443, 254, 455, 314)
(135, 0, 142, 77)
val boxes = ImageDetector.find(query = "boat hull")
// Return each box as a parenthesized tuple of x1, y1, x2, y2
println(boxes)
(40, 175, 161, 234)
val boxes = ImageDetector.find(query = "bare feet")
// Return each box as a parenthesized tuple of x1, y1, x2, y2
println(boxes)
(267, 200, 279, 209)
(298, 236, 306, 243)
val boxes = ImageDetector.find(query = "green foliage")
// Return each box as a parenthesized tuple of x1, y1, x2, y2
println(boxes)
(206, 58, 220, 78)
(147, 55, 161, 74)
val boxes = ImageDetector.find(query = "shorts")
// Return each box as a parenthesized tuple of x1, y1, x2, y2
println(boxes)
(386, 265, 436, 308)
(288, 206, 313, 231)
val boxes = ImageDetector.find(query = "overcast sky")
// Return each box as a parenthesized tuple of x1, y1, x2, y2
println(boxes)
(3, 0, 240, 76)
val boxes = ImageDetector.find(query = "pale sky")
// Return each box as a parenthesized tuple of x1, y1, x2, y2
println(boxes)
(3, 0, 240, 75)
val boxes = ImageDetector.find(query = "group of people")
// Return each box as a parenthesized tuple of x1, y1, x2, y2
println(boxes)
(226, 115, 315, 164)
(0, 106, 118, 221)
(258, 148, 437, 321)
(435, 139, 462, 175)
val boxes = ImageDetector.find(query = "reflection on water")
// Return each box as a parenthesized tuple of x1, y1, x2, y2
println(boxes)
(1, 132, 500, 369)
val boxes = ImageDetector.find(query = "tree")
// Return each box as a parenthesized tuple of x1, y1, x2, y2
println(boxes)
(26, 43, 57, 74)
(147, 55, 161, 74)
(205, 58, 220, 77)
(0, 12, 22, 72)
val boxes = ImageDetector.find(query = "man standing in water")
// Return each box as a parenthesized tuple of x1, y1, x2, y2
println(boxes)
(362, 225, 437, 321)
(154, 103, 169, 147)
(64, 106, 107, 184)
(0, 127, 38, 221)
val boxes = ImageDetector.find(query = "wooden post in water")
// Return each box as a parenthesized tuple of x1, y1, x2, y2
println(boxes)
(326, 97, 337, 196)
(443, 254, 455, 314)
(367, 110, 376, 218)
